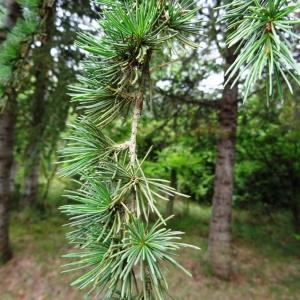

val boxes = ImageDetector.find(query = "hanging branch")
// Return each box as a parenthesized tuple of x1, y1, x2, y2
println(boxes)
(221, 0, 300, 101)
(59, 1, 200, 299)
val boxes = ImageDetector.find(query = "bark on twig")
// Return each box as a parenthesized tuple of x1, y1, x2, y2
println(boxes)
(128, 53, 152, 168)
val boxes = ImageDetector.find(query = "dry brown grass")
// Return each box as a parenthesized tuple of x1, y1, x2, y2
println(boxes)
(0, 210, 299, 300)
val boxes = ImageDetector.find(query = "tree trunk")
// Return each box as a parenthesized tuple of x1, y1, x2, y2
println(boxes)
(21, 2, 55, 207)
(208, 46, 238, 280)
(166, 169, 177, 216)
(0, 98, 16, 264)
(21, 71, 45, 206)
(9, 160, 17, 193)
(0, 0, 20, 265)
(21, 146, 39, 207)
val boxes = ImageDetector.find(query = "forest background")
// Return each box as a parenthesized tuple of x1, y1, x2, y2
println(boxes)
(0, 0, 300, 299)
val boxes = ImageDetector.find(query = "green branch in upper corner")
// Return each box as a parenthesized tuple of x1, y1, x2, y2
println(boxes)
(221, 0, 300, 101)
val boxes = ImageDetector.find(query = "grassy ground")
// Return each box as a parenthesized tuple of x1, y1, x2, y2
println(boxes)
(0, 202, 300, 300)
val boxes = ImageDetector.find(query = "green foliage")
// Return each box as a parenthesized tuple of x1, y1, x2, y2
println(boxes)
(144, 142, 215, 202)
(70, 0, 200, 127)
(69, 85, 132, 127)
(17, 0, 41, 9)
(62, 213, 197, 299)
(235, 95, 300, 225)
(0, 0, 42, 101)
(60, 1, 200, 299)
(59, 119, 115, 177)
(223, 0, 300, 100)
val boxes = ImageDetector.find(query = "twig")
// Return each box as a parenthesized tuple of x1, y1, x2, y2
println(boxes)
(128, 52, 152, 167)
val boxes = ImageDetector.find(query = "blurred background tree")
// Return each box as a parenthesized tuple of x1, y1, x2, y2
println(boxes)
(0, 0, 96, 263)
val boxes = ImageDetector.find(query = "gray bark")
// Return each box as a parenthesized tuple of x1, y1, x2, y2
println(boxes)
(0, 0, 20, 265)
(0, 99, 16, 264)
(208, 46, 238, 280)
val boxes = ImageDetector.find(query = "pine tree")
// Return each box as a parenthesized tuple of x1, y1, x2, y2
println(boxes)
(59, 1, 200, 299)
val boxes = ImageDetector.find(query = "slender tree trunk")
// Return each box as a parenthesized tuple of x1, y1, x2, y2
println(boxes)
(0, 98, 16, 264)
(0, 0, 20, 265)
(166, 169, 177, 215)
(21, 145, 39, 207)
(9, 160, 17, 193)
(21, 1, 55, 207)
(208, 46, 238, 280)
(21, 73, 45, 206)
